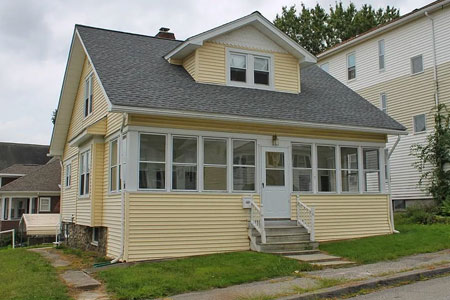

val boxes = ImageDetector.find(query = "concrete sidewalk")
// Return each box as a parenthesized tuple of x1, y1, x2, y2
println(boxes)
(164, 249, 450, 300)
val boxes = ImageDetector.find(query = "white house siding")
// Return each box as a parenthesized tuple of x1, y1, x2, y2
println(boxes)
(318, 6, 450, 202)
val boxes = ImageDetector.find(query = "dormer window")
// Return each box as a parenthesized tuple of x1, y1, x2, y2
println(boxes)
(227, 49, 273, 90)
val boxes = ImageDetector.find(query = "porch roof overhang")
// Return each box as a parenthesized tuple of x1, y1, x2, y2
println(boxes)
(68, 117, 107, 147)
(0, 191, 60, 197)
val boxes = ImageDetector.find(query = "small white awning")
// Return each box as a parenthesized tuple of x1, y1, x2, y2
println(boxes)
(21, 214, 60, 236)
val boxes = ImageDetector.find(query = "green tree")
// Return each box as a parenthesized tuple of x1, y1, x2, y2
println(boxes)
(274, 1, 400, 55)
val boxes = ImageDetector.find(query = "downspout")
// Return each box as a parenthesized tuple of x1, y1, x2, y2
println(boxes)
(387, 135, 401, 233)
(425, 11, 439, 106)
(111, 113, 127, 264)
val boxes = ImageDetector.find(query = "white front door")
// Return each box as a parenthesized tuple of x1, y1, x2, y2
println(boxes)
(262, 147, 290, 218)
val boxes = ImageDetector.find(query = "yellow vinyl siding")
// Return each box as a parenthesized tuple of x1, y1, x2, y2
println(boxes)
(106, 112, 124, 137)
(125, 193, 259, 262)
(274, 52, 301, 93)
(290, 194, 392, 241)
(182, 52, 197, 80)
(66, 57, 109, 141)
(128, 114, 387, 143)
(91, 142, 104, 226)
(61, 155, 78, 222)
(181, 42, 301, 93)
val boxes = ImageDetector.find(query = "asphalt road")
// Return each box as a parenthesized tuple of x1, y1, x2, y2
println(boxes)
(348, 275, 450, 300)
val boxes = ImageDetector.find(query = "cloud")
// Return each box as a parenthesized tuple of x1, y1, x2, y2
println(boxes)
(0, 0, 432, 145)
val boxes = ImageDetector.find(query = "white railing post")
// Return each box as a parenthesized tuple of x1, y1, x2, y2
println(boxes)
(249, 196, 266, 244)
(260, 202, 266, 244)
(296, 195, 315, 242)
(12, 229, 15, 249)
(310, 207, 315, 242)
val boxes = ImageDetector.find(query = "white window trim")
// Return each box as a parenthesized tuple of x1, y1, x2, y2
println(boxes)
(378, 39, 385, 71)
(226, 47, 275, 91)
(362, 148, 382, 193)
(291, 143, 313, 193)
(340, 146, 360, 193)
(203, 137, 228, 192)
(171, 135, 199, 192)
(347, 52, 356, 81)
(410, 54, 424, 75)
(84, 72, 94, 119)
(316, 145, 337, 193)
(232, 138, 257, 193)
(138, 133, 167, 191)
(413, 113, 427, 134)
(131, 126, 387, 195)
(64, 162, 72, 189)
(109, 139, 121, 193)
(380, 93, 387, 114)
(79, 148, 91, 198)
(39, 197, 51, 212)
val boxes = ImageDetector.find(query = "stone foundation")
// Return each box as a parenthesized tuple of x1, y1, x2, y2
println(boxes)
(63, 222, 107, 256)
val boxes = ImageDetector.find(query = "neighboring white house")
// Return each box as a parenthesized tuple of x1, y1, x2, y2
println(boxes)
(318, 0, 450, 209)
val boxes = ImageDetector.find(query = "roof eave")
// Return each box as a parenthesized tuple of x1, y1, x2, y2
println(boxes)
(111, 104, 408, 136)
(318, 0, 450, 60)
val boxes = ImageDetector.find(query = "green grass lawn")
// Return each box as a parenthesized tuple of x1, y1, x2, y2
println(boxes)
(97, 251, 315, 300)
(0, 248, 70, 300)
(320, 221, 450, 264)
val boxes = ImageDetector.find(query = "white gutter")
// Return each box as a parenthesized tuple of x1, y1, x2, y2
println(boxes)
(318, 0, 450, 60)
(387, 135, 401, 234)
(111, 113, 127, 264)
(111, 105, 408, 136)
(425, 11, 440, 106)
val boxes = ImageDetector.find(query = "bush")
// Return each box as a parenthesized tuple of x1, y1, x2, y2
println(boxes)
(404, 204, 440, 225)
(441, 196, 450, 216)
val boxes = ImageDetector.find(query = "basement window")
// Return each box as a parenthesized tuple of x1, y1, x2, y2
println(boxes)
(92, 227, 99, 246)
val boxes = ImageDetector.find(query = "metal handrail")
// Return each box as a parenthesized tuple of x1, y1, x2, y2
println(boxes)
(296, 195, 315, 241)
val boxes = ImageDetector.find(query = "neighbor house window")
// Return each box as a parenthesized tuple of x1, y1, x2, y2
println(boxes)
(347, 53, 356, 80)
(378, 40, 385, 70)
(39, 198, 51, 212)
(317, 146, 336, 192)
(139, 134, 166, 189)
(363, 148, 380, 192)
(292, 144, 312, 192)
(320, 63, 329, 73)
(84, 74, 93, 117)
(65, 163, 71, 188)
(414, 114, 426, 133)
(233, 140, 255, 191)
(172, 136, 197, 190)
(79, 149, 91, 196)
(411, 55, 423, 74)
(109, 139, 121, 192)
(203, 138, 227, 191)
(341, 147, 359, 192)
(92, 227, 99, 245)
(380, 93, 387, 114)
(228, 50, 272, 88)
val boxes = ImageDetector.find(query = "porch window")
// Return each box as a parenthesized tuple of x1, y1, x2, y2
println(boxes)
(233, 140, 255, 191)
(341, 147, 359, 192)
(203, 138, 227, 191)
(172, 136, 198, 190)
(3, 198, 8, 220)
(109, 139, 121, 192)
(39, 198, 51, 212)
(79, 149, 91, 196)
(363, 148, 380, 192)
(317, 146, 336, 192)
(292, 144, 312, 192)
(84, 74, 93, 118)
(65, 163, 71, 188)
(139, 134, 166, 189)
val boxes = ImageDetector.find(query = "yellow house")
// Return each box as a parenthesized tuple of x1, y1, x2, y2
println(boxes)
(49, 12, 407, 262)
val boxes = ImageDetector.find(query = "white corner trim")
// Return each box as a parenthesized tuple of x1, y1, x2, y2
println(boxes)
(111, 104, 408, 136)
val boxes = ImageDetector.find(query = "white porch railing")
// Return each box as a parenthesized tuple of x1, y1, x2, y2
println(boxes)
(0, 229, 15, 248)
(296, 195, 315, 241)
(250, 197, 266, 244)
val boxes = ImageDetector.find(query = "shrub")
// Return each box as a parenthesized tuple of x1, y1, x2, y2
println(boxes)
(441, 196, 450, 216)
(404, 204, 440, 225)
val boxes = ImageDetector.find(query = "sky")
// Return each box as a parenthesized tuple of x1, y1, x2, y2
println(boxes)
(0, 0, 431, 146)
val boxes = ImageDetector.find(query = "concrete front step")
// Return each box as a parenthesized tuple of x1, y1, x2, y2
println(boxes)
(256, 233, 311, 243)
(258, 241, 319, 252)
(251, 227, 308, 236)
(266, 249, 321, 255)
(286, 253, 343, 263)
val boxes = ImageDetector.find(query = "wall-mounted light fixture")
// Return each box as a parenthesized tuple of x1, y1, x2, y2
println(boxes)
(272, 134, 279, 146)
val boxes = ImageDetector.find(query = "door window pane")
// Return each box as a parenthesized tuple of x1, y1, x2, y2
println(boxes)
(139, 134, 166, 189)
(266, 152, 284, 168)
(266, 170, 284, 186)
(265, 151, 285, 187)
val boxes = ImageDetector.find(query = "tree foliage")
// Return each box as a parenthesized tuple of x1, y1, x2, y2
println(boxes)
(273, 2, 400, 55)
(411, 104, 450, 215)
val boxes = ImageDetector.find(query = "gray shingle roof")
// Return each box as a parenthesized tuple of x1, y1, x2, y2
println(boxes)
(76, 25, 406, 132)
(0, 164, 42, 175)
(0, 159, 61, 192)
(0, 142, 50, 171)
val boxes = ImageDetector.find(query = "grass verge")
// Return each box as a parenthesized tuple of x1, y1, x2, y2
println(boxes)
(0, 248, 70, 300)
(97, 251, 317, 300)
(319, 221, 450, 264)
